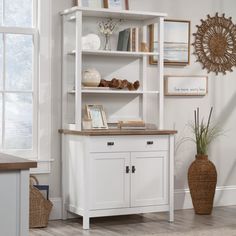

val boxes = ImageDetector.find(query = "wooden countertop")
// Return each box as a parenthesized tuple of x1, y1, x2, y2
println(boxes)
(59, 129, 177, 136)
(0, 153, 37, 171)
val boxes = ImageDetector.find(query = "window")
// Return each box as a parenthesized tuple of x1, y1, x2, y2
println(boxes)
(0, 0, 37, 157)
(0, 0, 52, 173)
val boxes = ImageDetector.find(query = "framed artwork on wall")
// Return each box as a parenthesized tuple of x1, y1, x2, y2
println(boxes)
(149, 20, 191, 66)
(75, 0, 104, 8)
(104, 0, 129, 10)
(86, 105, 108, 129)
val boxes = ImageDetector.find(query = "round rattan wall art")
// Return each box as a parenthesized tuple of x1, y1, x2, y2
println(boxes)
(192, 13, 236, 75)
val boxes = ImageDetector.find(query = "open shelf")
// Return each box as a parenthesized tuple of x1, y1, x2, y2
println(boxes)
(68, 49, 159, 57)
(62, 6, 165, 130)
(68, 89, 159, 94)
(61, 6, 167, 21)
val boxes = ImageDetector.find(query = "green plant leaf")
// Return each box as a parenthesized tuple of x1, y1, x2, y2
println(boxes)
(189, 107, 221, 155)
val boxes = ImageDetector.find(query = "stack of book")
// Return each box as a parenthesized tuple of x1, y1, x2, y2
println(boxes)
(118, 120, 146, 130)
(117, 28, 140, 52)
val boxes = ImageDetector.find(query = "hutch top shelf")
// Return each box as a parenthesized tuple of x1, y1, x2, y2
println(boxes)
(68, 49, 159, 57)
(61, 7, 167, 21)
(61, 6, 166, 130)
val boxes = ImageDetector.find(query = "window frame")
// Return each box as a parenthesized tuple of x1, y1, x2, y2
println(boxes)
(0, 0, 52, 173)
(34, 0, 52, 173)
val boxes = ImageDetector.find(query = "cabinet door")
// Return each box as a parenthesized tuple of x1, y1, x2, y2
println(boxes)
(90, 152, 130, 210)
(131, 151, 168, 207)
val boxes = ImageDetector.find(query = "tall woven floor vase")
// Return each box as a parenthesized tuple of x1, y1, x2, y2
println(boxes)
(188, 155, 217, 215)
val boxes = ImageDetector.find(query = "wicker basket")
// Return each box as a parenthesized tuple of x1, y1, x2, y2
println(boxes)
(29, 176, 53, 228)
(188, 155, 217, 215)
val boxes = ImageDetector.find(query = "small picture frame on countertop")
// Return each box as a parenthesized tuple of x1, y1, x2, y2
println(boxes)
(164, 76, 208, 96)
(86, 105, 108, 129)
(104, 0, 129, 10)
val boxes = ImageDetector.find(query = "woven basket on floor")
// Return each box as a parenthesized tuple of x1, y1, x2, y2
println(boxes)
(29, 176, 53, 228)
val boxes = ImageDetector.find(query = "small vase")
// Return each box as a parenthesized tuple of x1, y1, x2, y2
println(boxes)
(82, 68, 101, 87)
(103, 34, 111, 51)
(188, 154, 217, 215)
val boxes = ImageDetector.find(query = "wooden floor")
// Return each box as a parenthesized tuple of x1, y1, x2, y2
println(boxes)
(30, 206, 236, 236)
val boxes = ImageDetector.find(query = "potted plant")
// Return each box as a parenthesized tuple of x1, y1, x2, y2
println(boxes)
(188, 107, 221, 215)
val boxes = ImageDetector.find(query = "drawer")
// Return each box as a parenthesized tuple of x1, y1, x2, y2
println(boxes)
(88, 135, 169, 153)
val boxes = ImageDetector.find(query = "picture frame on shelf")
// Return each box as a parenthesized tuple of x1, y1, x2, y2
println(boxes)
(149, 20, 191, 65)
(104, 0, 129, 10)
(86, 105, 108, 129)
(75, 0, 104, 8)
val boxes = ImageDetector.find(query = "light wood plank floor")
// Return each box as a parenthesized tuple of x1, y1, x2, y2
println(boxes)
(30, 206, 236, 236)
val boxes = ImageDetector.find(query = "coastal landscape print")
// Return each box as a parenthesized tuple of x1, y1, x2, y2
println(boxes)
(150, 20, 190, 65)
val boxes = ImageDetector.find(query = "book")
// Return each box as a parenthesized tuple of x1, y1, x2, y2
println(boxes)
(130, 28, 139, 52)
(120, 123, 145, 127)
(117, 30, 125, 51)
(122, 29, 130, 51)
(117, 29, 130, 51)
(118, 120, 146, 129)
(129, 28, 133, 51)
(132, 28, 136, 51)
(135, 27, 139, 51)
(120, 126, 146, 130)
(119, 120, 145, 126)
(128, 28, 137, 52)
(129, 28, 134, 51)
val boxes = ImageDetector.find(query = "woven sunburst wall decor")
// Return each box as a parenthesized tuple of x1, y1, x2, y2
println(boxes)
(192, 13, 236, 75)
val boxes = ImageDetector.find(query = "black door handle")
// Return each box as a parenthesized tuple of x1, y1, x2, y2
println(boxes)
(132, 166, 136, 173)
(107, 142, 114, 146)
(147, 141, 154, 145)
(126, 166, 130, 174)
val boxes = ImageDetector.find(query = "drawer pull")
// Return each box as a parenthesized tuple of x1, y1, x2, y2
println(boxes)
(147, 141, 154, 145)
(132, 166, 136, 173)
(107, 142, 114, 146)
(126, 166, 130, 174)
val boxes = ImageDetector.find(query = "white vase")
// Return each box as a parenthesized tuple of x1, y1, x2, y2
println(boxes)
(82, 34, 101, 50)
(82, 68, 101, 87)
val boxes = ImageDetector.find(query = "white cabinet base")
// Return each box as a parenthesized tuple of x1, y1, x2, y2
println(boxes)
(0, 170, 30, 236)
(62, 133, 175, 229)
(131, 151, 168, 207)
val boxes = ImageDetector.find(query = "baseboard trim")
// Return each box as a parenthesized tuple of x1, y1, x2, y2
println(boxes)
(49, 198, 62, 220)
(50, 185, 236, 220)
(175, 185, 236, 210)
(49, 198, 78, 220)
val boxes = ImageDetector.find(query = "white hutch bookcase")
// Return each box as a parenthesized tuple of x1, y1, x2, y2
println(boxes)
(61, 6, 166, 130)
(60, 7, 177, 230)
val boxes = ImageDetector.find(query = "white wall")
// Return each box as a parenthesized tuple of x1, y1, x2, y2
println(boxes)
(38, 0, 236, 213)
(35, 0, 73, 199)
(137, 0, 236, 191)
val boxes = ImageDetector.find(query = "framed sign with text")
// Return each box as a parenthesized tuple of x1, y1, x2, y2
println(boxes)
(164, 76, 208, 96)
